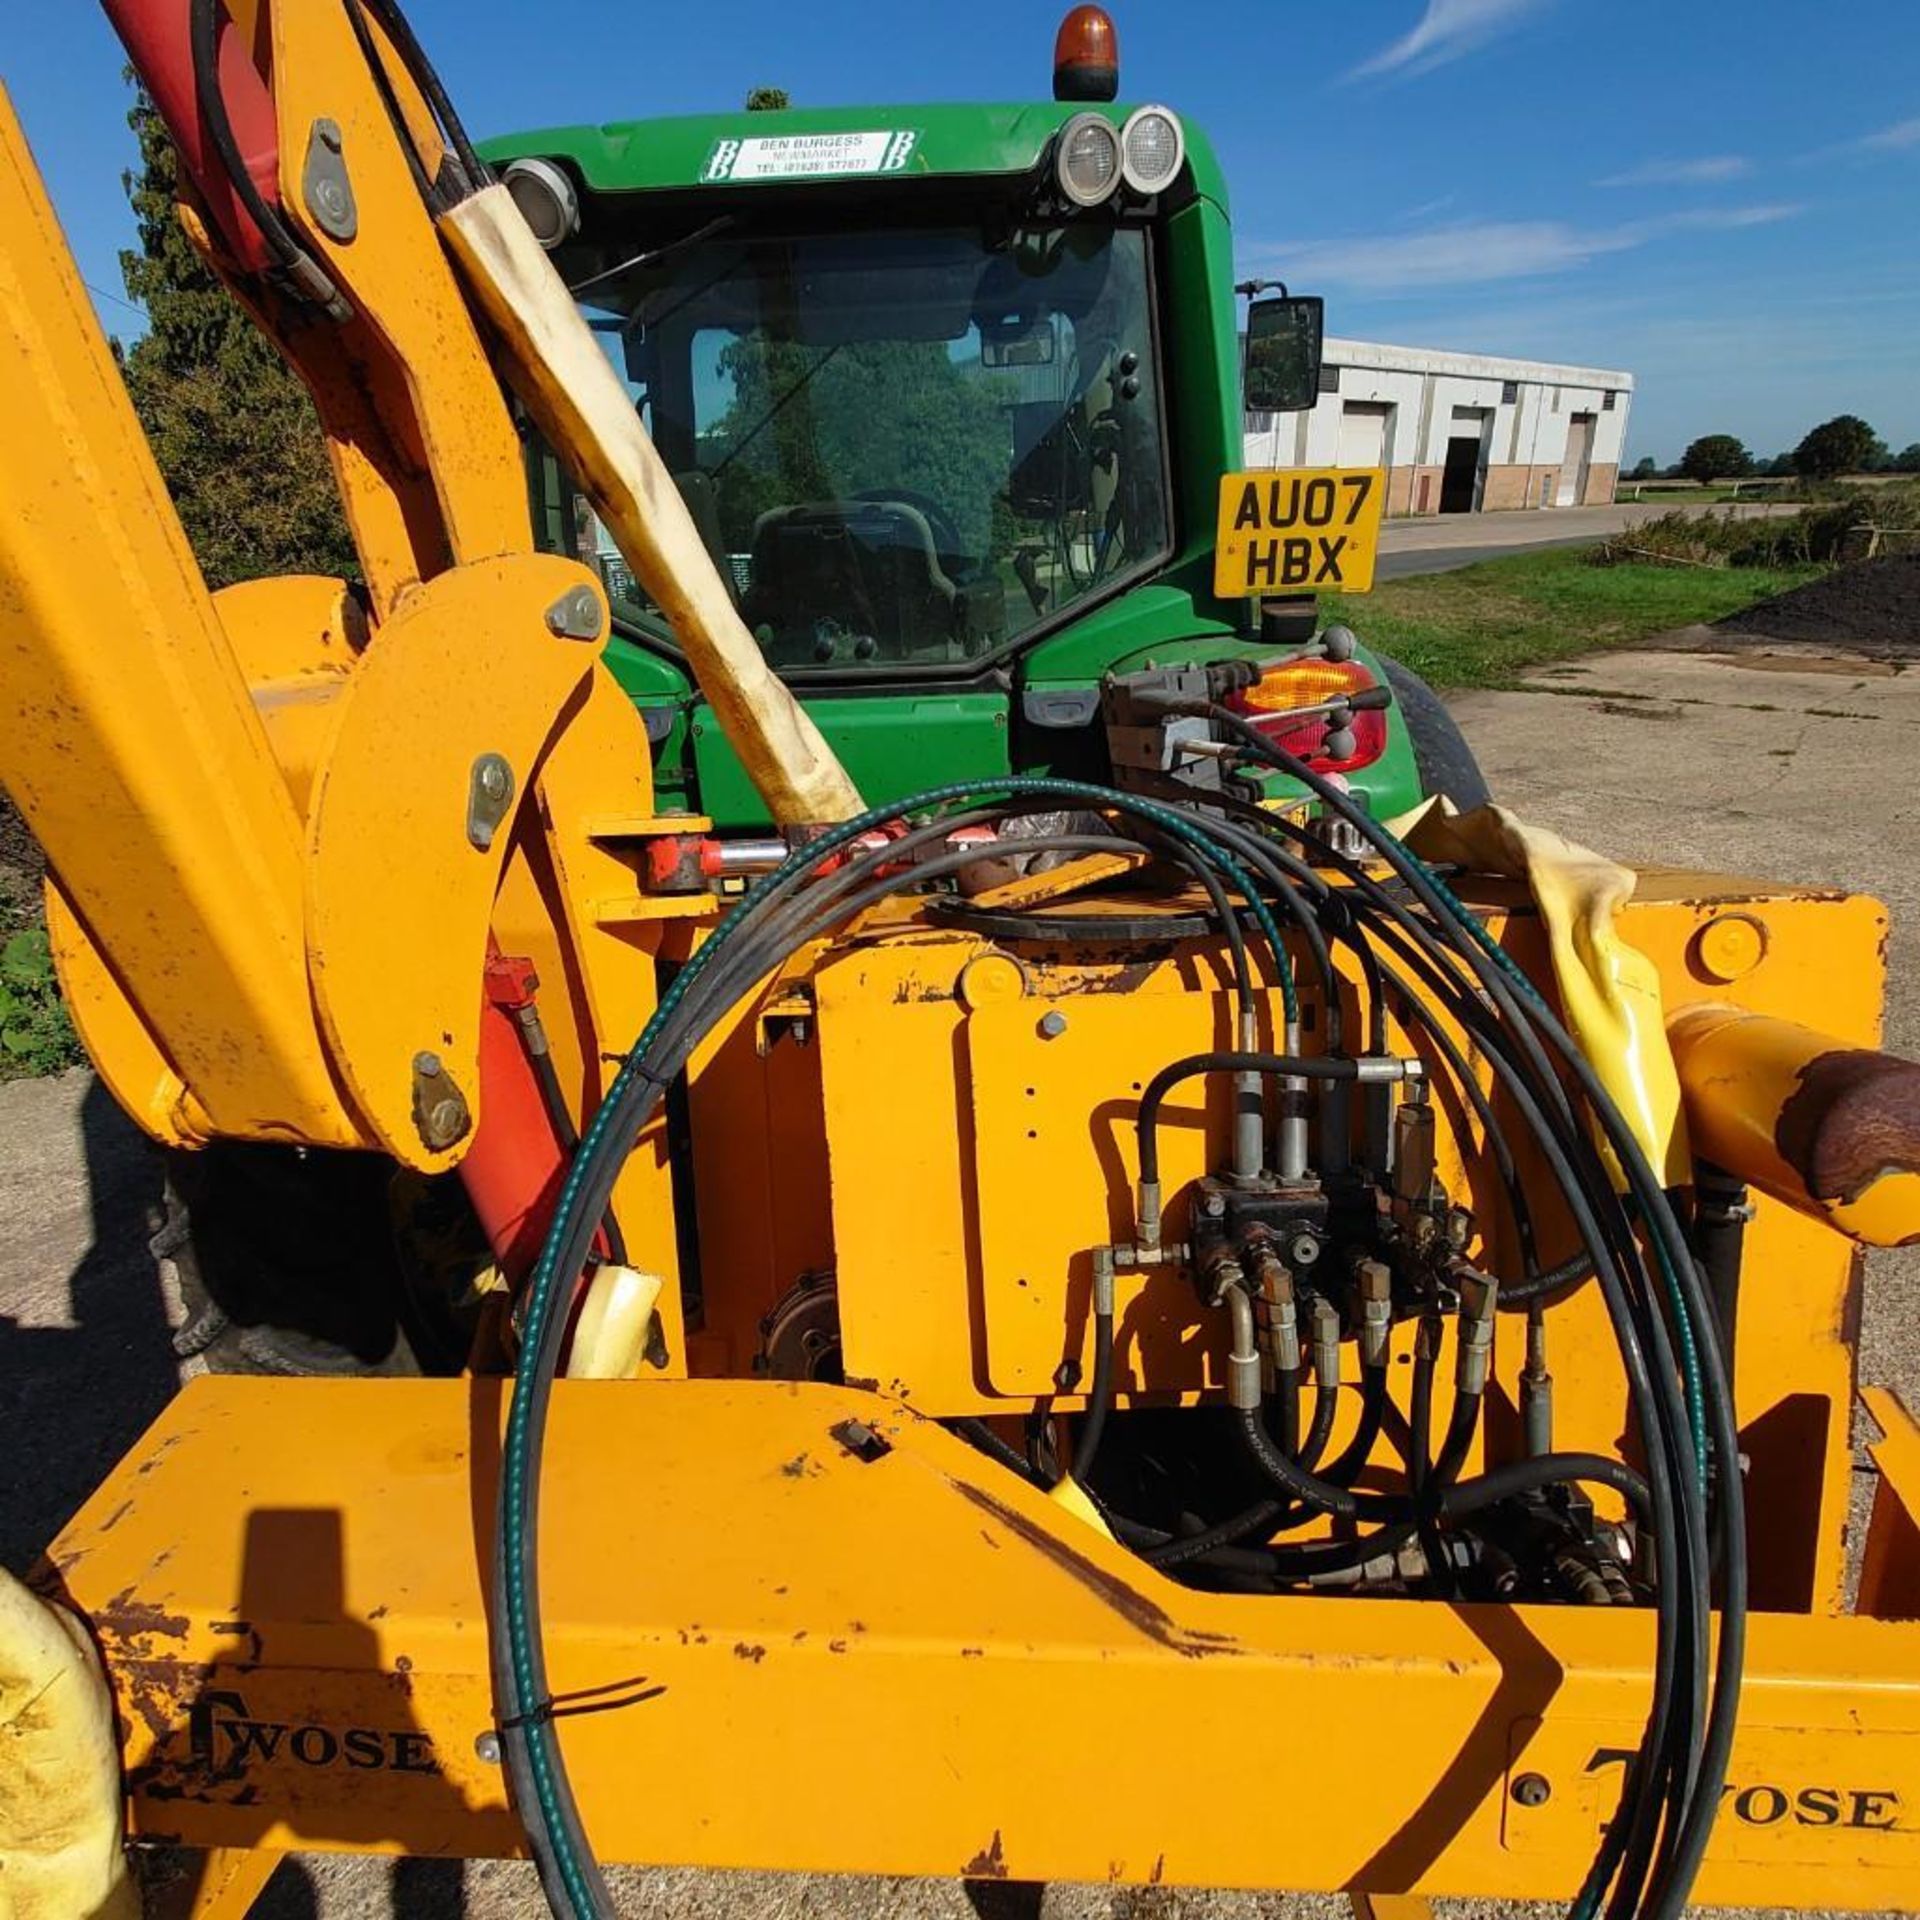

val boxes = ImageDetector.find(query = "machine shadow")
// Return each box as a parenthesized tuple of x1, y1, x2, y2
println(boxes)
(142, 1506, 487, 1917)
(1347, 1599, 1563, 1893)
(0, 1074, 174, 1570)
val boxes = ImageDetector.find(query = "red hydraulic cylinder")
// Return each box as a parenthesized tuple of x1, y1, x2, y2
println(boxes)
(101, 0, 283, 273)
(460, 953, 570, 1282)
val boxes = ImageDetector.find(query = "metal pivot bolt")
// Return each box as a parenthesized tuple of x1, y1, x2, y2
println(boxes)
(302, 119, 358, 242)
(474, 1730, 502, 1766)
(466, 753, 516, 853)
(411, 1050, 471, 1153)
(1037, 1009, 1069, 1039)
(544, 585, 603, 640)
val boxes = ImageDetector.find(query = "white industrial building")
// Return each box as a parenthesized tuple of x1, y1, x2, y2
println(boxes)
(1245, 338, 1633, 516)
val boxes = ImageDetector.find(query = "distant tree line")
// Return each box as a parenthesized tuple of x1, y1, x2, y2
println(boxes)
(1629, 415, 1920, 486)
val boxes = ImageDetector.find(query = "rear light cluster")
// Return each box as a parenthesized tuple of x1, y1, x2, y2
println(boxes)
(1225, 659, 1386, 775)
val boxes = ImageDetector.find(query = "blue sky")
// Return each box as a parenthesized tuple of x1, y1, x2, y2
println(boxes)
(8, 0, 1916, 463)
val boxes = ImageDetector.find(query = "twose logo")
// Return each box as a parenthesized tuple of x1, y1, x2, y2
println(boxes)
(189, 1688, 439, 1777)
(1585, 1747, 1903, 1833)
(1214, 468, 1386, 598)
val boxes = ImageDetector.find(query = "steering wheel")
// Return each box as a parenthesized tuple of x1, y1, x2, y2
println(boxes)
(850, 487, 969, 565)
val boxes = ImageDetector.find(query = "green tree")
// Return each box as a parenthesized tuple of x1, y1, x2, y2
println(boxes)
(1678, 434, 1750, 484)
(1792, 414, 1879, 481)
(117, 87, 354, 588)
(744, 87, 791, 111)
(1627, 455, 1658, 480)
(708, 337, 1012, 561)
(1894, 443, 1920, 474)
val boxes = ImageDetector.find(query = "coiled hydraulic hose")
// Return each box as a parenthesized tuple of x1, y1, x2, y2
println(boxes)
(495, 756, 1742, 1920)
(495, 776, 1318, 1920)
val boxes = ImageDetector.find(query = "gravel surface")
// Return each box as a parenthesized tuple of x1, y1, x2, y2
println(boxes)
(4, 639, 1918, 1919)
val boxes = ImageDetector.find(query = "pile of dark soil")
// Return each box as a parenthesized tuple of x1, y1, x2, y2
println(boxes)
(1717, 552, 1920, 660)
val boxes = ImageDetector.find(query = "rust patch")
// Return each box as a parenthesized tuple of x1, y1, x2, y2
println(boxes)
(133, 1433, 185, 1478)
(950, 1483, 1238, 1659)
(1075, 956, 1170, 996)
(963, 1830, 1009, 1879)
(779, 1452, 820, 1479)
(733, 1642, 767, 1663)
(118, 1663, 180, 1748)
(1776, 1048, 1920, 1210)
(96, 1588, 190, 1654)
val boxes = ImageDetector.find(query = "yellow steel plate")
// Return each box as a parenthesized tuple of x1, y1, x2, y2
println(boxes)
(1503, 1717, 1920, 1873)
(48, 1374, 1920, 1907)
(1214, 467, 1386, 598)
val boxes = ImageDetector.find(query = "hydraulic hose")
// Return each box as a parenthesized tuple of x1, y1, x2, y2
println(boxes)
(1071, 1258, 1116, 1482)
(496, 755, 1737, 1920)
(1135, 1050, 1416, 1188)
(495, 774, 1324, 1920)
(1199, 707, 1740, 1920)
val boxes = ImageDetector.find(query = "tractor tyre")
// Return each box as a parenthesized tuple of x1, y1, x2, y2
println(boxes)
(1379, 655, 1491, 811)
(155, 1143, 463, 1377)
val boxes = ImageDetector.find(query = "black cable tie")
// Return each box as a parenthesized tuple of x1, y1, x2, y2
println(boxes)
(498, 1674, 668, 1733)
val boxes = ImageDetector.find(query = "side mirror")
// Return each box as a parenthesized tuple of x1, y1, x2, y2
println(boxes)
(1244, 295, 1324, 414)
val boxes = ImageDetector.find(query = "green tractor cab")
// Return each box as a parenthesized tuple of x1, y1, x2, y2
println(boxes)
(481, 18, 1476, 830)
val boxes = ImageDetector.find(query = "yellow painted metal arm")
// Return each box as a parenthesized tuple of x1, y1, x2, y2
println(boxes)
(1670, 1003, 1920, 1247)
(0, 83, 360, 1148)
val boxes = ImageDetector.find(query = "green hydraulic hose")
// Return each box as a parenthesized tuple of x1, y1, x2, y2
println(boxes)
(496, 776, 1304, 1918)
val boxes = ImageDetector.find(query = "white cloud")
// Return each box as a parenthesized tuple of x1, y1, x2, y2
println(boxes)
(1348, 0, 1549, 80)
(1255, 206, 1802, 294)
(1803, 115, 1920, 162)
(1857, 116, 1920, 153)
(1275, 220, 1621, 290)
(1666, 203, 1803, 232)
(1598, 155, 1751, 187)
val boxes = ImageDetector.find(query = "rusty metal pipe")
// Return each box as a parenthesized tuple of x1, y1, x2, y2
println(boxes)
(1668, 1004, 1920, 1248)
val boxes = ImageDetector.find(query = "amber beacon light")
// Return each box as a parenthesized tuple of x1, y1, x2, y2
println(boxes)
(1054, 5, 1120, 101)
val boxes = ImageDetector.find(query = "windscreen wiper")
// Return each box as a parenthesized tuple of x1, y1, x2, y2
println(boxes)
(568, 214, 736, 299)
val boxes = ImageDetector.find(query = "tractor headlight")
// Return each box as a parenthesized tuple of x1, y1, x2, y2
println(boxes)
(1120, 105, 1185, 196)
(1055, 112, 1123, 207)
(502, 158, 579, 250)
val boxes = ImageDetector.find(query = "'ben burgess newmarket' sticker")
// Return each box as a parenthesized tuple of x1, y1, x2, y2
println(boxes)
(701, 130, 920, 184)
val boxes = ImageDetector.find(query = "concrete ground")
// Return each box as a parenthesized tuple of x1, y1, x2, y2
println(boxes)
(3, 637, 1917, 1918)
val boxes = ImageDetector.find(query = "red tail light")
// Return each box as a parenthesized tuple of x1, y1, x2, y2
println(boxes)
(1226, 659, 1386, 775)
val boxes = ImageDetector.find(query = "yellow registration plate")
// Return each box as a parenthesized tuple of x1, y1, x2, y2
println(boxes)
(1214, 467, 1386, 598)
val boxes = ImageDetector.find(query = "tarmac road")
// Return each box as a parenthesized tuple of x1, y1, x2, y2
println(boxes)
(1376, 500, 1796, 580)
(2, 635, 1916, 1919)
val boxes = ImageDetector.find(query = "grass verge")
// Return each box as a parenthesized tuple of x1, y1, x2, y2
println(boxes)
(1324, 546, 1822, 690)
